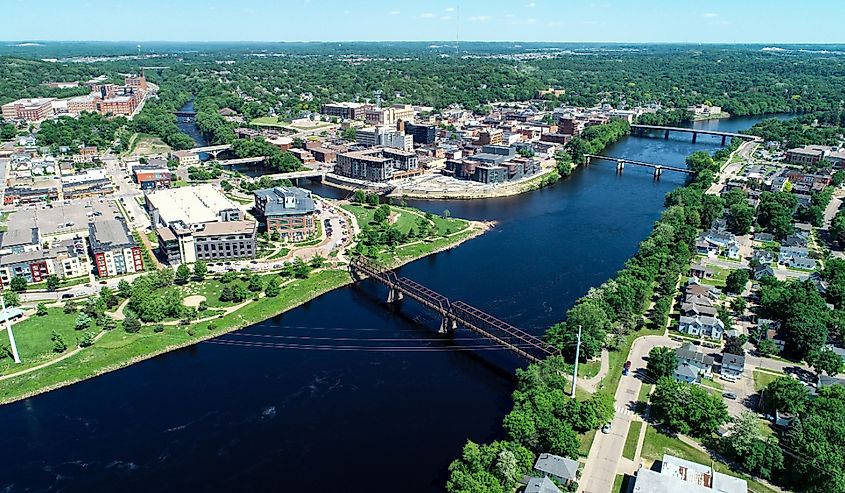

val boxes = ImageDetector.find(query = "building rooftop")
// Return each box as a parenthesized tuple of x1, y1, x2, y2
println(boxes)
(146, 184, 239, 226)
(525, 476, 563, 493)
(0, 227, 39, 249)
(88, 218, 135, 253)
(534, 453, 579, 481)
(633, 454, 747, 493)
(192, 220, 256, 237)
(254, 187, 316, 217)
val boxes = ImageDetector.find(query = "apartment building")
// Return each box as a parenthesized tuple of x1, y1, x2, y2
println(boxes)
(158, 220, 257, 264)
(321, 102, 372, 120)
(335, 147, 419, 182)
(88, 218, 144, 277)
(253, 187, 317, 242)
(0, 239, 88, 286)
(1, 98, 56, 122)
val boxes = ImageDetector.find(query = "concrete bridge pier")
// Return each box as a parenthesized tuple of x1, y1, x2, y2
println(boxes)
(585, 155, 592, 166)
(616, 159, 625, 174)
(721, 135, 727, 146)
(691, 132, 698, 144)
(439, 316, 458, 334)
(664, 130, 670, 139)
(386, 286, 404, 303)
(209, 149, 222, 160)
(654, 166, 662, 180)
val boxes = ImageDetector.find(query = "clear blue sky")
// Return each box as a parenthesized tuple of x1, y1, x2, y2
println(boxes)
(5, 0, 845, 43)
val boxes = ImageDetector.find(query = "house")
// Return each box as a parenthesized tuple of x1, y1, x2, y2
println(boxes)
(676, 343, 716, 376)
(782, 234, 808, 248)
(751, 249, 775, 265)
(779, 246, 810, 265)
(679, 315, 725, 340)
(685, 295, 715, 308)
(757, 319, 785, 352)
(686, 282, 721, 301)
(680, 302, 718, 318)
(533, 453, 579, 485)
(754, 232, 775, 243)
(674, 363, 701, 384)
(704, 229, 737, 248)
(632, 454, 747, 493)
(721, 353, 746, 380)
(792, 257, 817, 271)
(818, 375, 845, 389)
(695, 239, 718, 257)
(752, 264, 775, 281)
(525, 476, 562, 493)
(690, 264, 715, 280)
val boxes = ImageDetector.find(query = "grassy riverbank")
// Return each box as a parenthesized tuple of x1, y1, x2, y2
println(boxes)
(0, 204, 488, 405)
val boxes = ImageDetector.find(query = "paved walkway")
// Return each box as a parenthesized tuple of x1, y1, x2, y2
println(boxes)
(581, 349, 609, 393)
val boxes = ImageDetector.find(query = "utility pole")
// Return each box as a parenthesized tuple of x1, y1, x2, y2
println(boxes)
(571, 324, 581, 398)
(1, 288, 21, 364)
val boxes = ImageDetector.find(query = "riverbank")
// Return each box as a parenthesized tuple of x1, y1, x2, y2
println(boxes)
(0, 213, 489, 406)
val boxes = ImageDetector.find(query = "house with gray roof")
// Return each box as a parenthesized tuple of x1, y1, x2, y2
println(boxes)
(525, 476, 563, 493)
(632, 454, 747, 493)
(676, 342, 715, 377)
(721, 353, 746, 379)
(533, 453, 579, 485)
(678, 315, 725, 340)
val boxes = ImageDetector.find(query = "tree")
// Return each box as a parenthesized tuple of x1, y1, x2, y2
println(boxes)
(647, 346, 678, 379)
(756, 339, 779, 357)
(725, 269, 750, 294)
(807, 347, 845, 376)
(221, 271, 238, 283)
(353, 190, 366, 204)
(763, 376, 809, 415)
(9, 276, 27, 293)
(373, 204, 390, 224)
(728, 202, 754, 235)
(75, 312, 92, 330)
(265, 276, 281, 297)
(731, 297, 747, 314)
(3, 291, 19, 307)
(193, 260, 208, 280)
(36, 303, 48, 316)
(723, 412, 783, 480)
(292, 258, 311, 279)
(175, 264, 191, 284)
(45, 275, 60, 291)
(723, 335, 747, 356)
(310, 255, 326, 269)
(118, 279, 132, 299)
(123, 314, 142, 334)
(341, 126, 356, 141)
(247, 274, 264, 292)
(366, 193, 379, 207)
(546, 297, 612, 361)
(651, 377, 729, 437)
(99, 286, 118, 308)
(51, 330, 67, 353)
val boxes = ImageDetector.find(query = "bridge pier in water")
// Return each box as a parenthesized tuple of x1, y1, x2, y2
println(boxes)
(654, 166, 662, 180)
(439, 316, 457, 334)
(664, 130, 670, 139)
(691, 132, 698, 144)
(386, 286, 404, 303)
(721, 135, 727, 146)
(616, 159, 625, 174)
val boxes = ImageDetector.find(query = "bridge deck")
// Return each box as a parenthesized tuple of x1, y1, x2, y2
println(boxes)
(350, 257, 557, 362)
(584, 154, 693, 174)
(188, 144, 232, 154)
(630, 124, 757, 140)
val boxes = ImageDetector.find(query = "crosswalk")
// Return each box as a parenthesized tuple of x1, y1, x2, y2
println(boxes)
(615, 405, 635, 417)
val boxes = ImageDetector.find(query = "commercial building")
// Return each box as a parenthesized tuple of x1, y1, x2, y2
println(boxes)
(147, 184, 255, 264)
(170, 150, 200, 167)
(356, 126, 413, 151)
(146, 184, 242, 227)
(158, 220, 256, 264)
(132, 164, 172, 190)
(1, 98, 56, 122)
(335, 147, 420, 182)
(88, 218, 144, 277)
(403, 122, 437, 145)
(477, 129, 504, 145)
(321, 102, 372, 120)
(253, 187, 317, 242)
(632, 454, 747, 493)
(364, 104, 415, 126)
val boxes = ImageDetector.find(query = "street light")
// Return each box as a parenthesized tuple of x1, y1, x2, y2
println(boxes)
(0, 286, 21, 364)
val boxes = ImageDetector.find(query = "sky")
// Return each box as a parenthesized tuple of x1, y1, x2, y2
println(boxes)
(4, 0, 845, 44)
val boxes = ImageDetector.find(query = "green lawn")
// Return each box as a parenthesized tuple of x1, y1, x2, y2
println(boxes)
(579, 359, 602, 379)
(641, 427, 781, 493)
(578, 429, 597, 458)
(0, 270, 352, 404)
(637, 383, 653, 404)
(0, 309, 96, 375)
(250, 116, 288, 128)
(27, 276, 89, 291)
(701, 376, 724, 390)
(623, 421, 643, 460)
(753, 370, 780, 392)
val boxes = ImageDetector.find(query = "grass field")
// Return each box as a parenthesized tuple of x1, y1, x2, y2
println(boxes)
(0, 309, 92, 375)
(753, 370, 780, 392)
(250, 116, 287, 128)
(126, 132, 171, 156)
(622, 421, 643, 460)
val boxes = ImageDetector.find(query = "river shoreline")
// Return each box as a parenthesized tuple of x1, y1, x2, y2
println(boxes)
(0, 218, 490, 406)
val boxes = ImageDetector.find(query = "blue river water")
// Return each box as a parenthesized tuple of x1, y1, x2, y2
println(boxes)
(0, 114, 786, 492)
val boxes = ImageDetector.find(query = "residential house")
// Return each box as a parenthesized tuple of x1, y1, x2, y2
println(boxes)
(757, 319, 786, 353)
(533, 453, 579, 485)
(818, 375, 845, 389)
(752, 249, 775, 265)
(695, 239, 718, 257)
(779, 246, 813, 268)
(524, 477, 562, 493)
(685, 282, 721, 301)
(676, 343, 716, 377)
(690, 264, 715, 280)
(721, 353, 746, 380)
(680, 302, 718, 318)
(631, 454, 748, 493)
(679, 315, 725, 340)
(674, 363, 701, 384)
(753, 264, 775, 281)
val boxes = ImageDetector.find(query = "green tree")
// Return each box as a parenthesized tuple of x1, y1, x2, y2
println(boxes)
(247, 274, 264, 292)
(118, 279, 132, 299)
(75, 312, 92, 330)
(807, 347, 845, 376)
(353, 190, 367, 203)
(292, 258, 311, 279)
(647, 346, 678, 379)
(99, 286, 118, 308)
(4, 290, 20, 307)
(175, 264, 191, 284)
(193, 260, 208, 280)
(123, 314, 142, 334)
(763, 376, 809, 415)
(265, 276, 281, 297)
(9, 276, 27, 293)
(756, 339, 779, 357)
(651, 377, 729, 437)
(310, 255, 326, 269)
(725, 269, 749, 294)
(45, 275, 60, 291)
(728, 202, 754, 235)
(51, 330, 67, 353)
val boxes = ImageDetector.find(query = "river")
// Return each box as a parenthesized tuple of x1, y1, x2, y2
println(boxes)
(0, 114, 786, 492)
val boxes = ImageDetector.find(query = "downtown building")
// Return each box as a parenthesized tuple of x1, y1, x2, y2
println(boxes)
(88, 218, 144, 277)
(335, 147, 420, 182)
(253, 187, 317, 242)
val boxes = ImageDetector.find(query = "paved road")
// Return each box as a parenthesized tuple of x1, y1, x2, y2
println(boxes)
(579, 335, 678, 493)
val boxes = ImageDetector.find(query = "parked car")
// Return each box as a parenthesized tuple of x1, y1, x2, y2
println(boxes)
(723, 392, 737, 400)
(601, 423, 612, 434)
(61, 293, 75, 300)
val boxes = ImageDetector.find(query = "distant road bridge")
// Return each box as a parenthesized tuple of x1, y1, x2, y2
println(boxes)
(630, 124, 761, 145)
(350, 256, 558, 363)
(187, 144, 232, 159)
(217, 156, 267, 166)
(259, 169, 327, 182)
(174, 110, 197, 117)
(584, 154, 694, 179)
